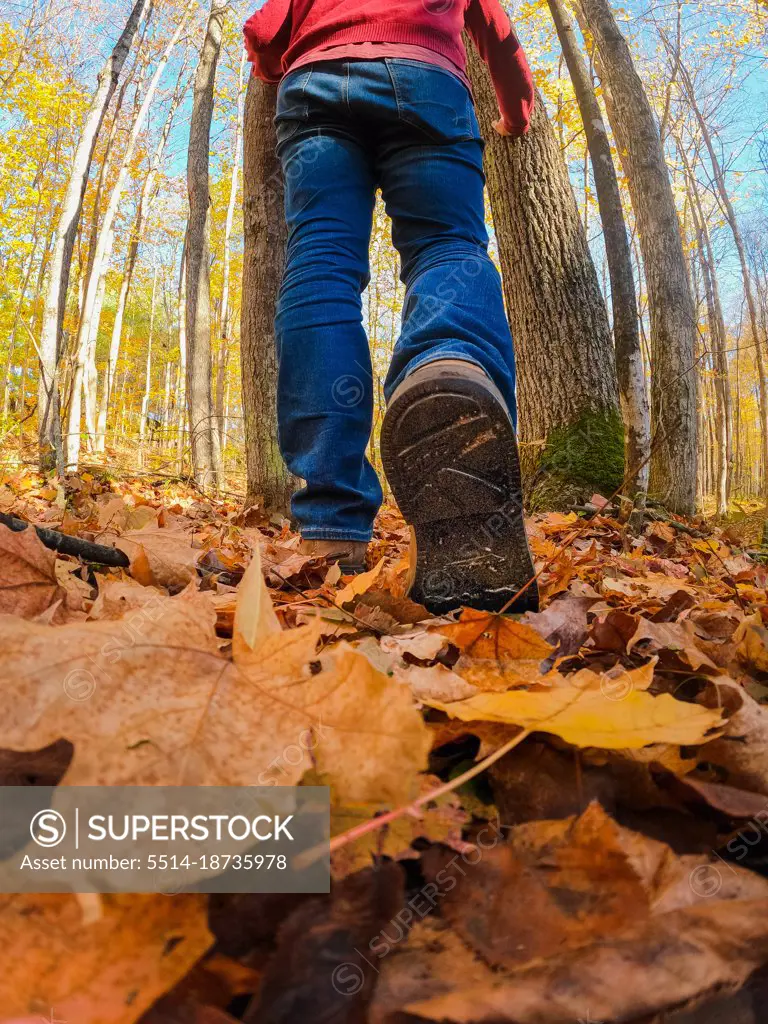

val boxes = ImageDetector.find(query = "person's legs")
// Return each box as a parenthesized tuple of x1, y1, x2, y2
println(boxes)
(374, 59, 517, 422)
(274, 64, 381, 542)
(369, 60, 537, 612)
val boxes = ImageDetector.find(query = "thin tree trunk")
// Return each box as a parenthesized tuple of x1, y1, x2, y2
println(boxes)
(37, 0, 148, 472)
(177, 236, 188, 468)
(682, 148, 731, 515)
(94, 61, 189, 454)
(185, 0, 226, 491)
(670, 49, 768, 499)
(66, 5, 191, 470)
(241, 75, 296, 511)
(465, 40, 622, 505)
(215, 50, 246, 448)
(2, 241, 38, 422)
(139, 266, 158, 462)
(547, 0, 650, 515)
(578, 0, 698, 515)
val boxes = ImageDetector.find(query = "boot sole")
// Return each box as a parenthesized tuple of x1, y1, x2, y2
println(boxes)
(380, 369, 539, 615)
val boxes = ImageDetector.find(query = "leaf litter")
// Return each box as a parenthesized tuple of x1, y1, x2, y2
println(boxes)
(1, 468, 768, 1021)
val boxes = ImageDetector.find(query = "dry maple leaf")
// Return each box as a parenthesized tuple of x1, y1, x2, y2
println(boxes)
(376, 804, 768, 1023)
(0, 523, 68, 619)
(425, 663, 724, 749)
(116, 525, 201, 591)
(0, 893, 211, 1024)
(379, 901, 768, 1023)
(335, 557, 385, 607)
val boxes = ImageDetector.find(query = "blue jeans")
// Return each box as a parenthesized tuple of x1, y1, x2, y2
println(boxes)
(274, 58, 517, 541)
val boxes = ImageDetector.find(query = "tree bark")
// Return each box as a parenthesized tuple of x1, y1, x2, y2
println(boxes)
(94, 60, 189, 454)
(37, 0, 148, 472)
(66, 4, 191, 470)
(547, 0, 650, 514)
(681, 145, 731, 515)
(669, 43, 768, 500)
(185, 0, 226, 491)
(465, 40, 622, 506)
(241, 75, 296, 512)
(577, 0, 698, 514)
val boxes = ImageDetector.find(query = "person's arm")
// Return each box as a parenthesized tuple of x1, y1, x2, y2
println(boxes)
(465, 0, 535, 137)
(243, 0, 292, 84)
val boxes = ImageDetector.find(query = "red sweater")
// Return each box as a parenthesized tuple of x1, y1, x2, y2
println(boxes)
(244, 0, 535, 135)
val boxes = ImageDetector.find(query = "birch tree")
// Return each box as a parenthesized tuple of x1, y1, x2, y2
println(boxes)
(185, 0, 226, 490)
(65, 2, 193, 469)
(577, 0, 699, 514)
(547, 0, 650, 515)
(37, 0, 148, 471)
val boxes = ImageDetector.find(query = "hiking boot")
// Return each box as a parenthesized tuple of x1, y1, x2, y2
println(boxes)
(381, 359, 539, 615)
(299, 538, 368, 574)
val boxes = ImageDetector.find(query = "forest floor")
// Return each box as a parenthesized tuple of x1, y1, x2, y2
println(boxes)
(2, 465, 768, 1023)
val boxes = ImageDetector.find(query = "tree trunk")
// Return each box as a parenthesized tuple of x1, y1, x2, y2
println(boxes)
(682, 147, 731, 516)
(670, 49, 767, 500)
(185, 0, 226, 491)
(215, 49, 247, 449)
(139, 266, 158, 463)
(577, 0, 698, 514)
(241, 75, 297, 512)
(465, 40, 622, 507)
(65, 4, 190, 470)
(547, 0, 649, 515)
(37, 0, 148, 472)
(177, 235, 188, 468)
(94, 62, 189, 455)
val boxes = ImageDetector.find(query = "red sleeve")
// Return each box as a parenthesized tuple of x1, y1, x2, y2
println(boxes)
(243, 0, 292, 84)
(465, 0, 535, 136)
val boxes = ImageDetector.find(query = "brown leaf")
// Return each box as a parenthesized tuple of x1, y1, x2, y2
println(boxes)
(116, 526, 201, 591)
(434, 609, 554, 664)
(737, 612, 768, 674)
(0, 523, 67, 619)
(383, 901, 768, 1022)
(244, 863, 404, 1024)
(368, 918, 497, 1024)
(0, 894, 211, 1023)
(700, 681, 768, 796)
(422, 802, 768, 973)
(520, 593, 593, 658)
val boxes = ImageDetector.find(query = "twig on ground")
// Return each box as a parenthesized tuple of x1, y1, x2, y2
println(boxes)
(0, 511, 130, 567)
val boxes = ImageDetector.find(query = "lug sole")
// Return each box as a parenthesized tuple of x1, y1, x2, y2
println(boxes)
(380, 369, 539, 615)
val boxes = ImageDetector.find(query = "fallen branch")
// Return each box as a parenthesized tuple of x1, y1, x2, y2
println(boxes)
(0, 511, 130, 568)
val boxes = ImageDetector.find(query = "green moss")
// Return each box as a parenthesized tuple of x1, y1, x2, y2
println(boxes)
(526, 407, 625, 511)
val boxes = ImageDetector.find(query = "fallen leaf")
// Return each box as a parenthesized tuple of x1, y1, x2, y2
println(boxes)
(385, 901, 768, 1023)
(335, 557, 385, 607)
(116, 526, 201, 591)
(0, 524, 67, 619)
(232, 541, 281, 657)
(0, 894, 211, 1023)
(426, 665, 724, 749)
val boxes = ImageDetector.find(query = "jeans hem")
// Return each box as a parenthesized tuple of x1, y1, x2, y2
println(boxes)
(300, 529, 373, 542)
(406, 352, 489, 377)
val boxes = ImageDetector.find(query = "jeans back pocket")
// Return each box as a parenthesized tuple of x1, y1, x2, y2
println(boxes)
(385, 59, 479, 144)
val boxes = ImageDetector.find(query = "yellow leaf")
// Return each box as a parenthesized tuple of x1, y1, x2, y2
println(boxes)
(335, 557, 385, 607)
(426, 670, 723, 749)
(233, 541, 281, 654)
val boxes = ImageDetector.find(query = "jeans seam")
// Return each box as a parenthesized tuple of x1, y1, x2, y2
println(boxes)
(300, 66, 313, 118)
(384, 58, 404, 122)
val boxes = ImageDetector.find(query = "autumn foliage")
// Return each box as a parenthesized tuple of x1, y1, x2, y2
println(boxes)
(0, 466, 767, 1021)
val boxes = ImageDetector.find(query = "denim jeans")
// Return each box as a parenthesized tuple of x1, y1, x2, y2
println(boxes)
(274, 58, 517, 541)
